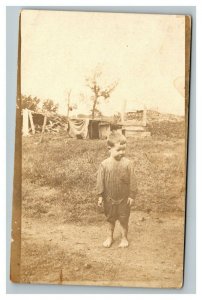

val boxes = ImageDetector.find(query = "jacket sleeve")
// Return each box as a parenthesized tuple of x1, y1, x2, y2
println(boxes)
(129, 162, 138, 199)
(96, 163, 105, 196)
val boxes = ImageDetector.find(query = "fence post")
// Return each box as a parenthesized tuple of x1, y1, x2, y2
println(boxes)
(22, 108, 29, 136)
(28, 110, 35, 134)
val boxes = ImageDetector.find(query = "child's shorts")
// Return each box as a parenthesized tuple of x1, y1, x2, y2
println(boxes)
(104, 197, 130, 227)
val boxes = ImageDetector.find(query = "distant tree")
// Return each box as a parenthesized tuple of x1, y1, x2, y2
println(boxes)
(90, 107, 103, 119)
(20, 95, 41, 111)
(42, 99, 59, 113)
(86, 66, 118, 119)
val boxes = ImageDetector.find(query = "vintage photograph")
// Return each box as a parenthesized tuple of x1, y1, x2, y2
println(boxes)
(11, 10, 191, 288)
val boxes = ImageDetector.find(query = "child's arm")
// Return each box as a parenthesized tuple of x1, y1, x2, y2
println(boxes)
(96, 163, 105, 206)
(127, 197, 134, 206)
(128, 161, 138, 205)
(98, 196, 103, 207)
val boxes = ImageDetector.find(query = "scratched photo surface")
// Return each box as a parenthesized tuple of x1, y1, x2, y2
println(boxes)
(14, 10, 189, 287)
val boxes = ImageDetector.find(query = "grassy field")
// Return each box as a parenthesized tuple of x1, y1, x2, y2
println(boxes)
(22, 132, 185, 224)
(21, 132, 186, 287)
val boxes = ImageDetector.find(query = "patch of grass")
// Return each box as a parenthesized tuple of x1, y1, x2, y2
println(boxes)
(21, 241, 117, 284)
(147, 120, 185, 139)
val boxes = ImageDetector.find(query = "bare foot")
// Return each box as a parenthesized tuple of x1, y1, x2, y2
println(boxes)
(103, 237, 113, 248)
(118, 238, 129, 248)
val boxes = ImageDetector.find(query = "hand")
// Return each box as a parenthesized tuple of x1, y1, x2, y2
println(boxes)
(127, 197, 134, 207)
(98, 197, 103, 207)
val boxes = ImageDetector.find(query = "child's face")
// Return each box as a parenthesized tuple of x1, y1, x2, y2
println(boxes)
(110, 142, 126, 161)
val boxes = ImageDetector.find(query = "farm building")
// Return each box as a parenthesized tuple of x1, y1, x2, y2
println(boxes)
(68, 118, 120, 139)
(22, 106, 151, 139)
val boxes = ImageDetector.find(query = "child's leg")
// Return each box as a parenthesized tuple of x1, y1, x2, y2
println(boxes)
(118, 200, 130, 247)
(103, 221, 115, 248)
(119, 222, 129, 248)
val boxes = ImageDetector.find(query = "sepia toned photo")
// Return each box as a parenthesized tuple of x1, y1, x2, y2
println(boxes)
(11, 10, 191, 288)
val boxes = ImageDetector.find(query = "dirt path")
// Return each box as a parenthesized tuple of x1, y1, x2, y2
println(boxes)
(21, 211, 184, 288)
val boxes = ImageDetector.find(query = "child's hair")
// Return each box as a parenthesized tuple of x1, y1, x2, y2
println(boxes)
(107, 131, 126, 148)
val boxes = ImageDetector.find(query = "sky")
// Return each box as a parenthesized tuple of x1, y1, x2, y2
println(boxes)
(21, 10, 185, 116)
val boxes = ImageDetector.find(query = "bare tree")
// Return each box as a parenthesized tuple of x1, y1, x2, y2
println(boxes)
(65, 89, 78, 118)
(66, 89, 72, 118)
(86, 67, 118, 119)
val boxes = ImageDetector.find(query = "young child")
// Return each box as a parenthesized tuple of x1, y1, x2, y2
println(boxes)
(96, 131, 138, 248)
